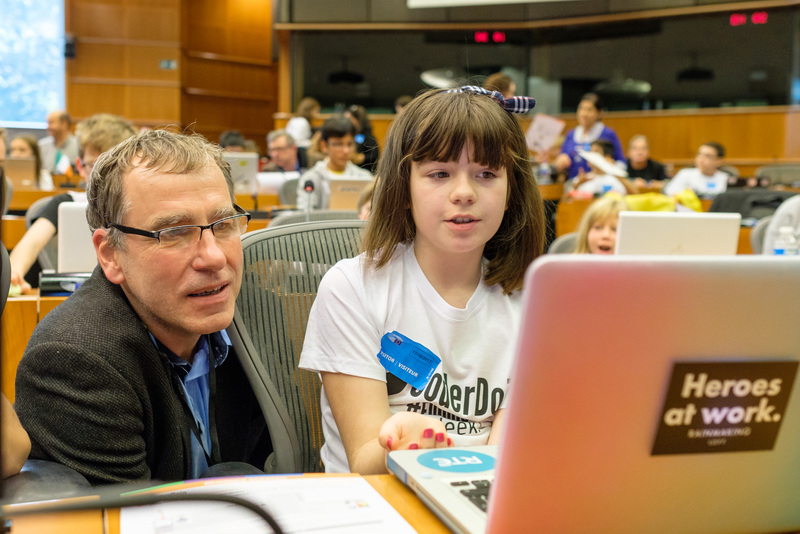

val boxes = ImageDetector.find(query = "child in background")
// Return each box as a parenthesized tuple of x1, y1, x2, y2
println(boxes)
(574, 195, 630, 254)
(572, 140, 637, 196)
(299, 87, 545, 474)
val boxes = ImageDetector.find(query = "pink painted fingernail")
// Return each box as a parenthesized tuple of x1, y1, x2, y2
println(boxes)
(409, 443, 419, 450)
(435, 432, 445, 443)
(423, 428, 434, 439)
(447, 437, 453, 446)
(386, 438, 392, 450)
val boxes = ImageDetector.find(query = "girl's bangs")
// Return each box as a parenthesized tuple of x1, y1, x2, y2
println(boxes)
(405, 94, 514, 170)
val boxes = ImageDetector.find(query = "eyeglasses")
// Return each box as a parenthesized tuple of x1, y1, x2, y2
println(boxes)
(268, 145, 292, 153)
(327, 141, 356, 150)
(108, 205, 251, 248)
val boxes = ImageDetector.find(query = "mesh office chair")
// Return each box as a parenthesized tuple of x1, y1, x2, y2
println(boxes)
(231, 220, 365, 472)
(278, 178, 299, 206)
(24, 195, 58, 271)
(268, 210, 359, 228)
(547, 232, 579, 253)
(750, 215, 772, 254)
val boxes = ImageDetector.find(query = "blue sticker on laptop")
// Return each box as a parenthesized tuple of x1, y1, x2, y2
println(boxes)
(416, 450, 496, 473)
(377, 331, 440, 390)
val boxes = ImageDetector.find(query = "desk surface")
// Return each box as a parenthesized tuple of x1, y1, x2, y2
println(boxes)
(4, 474, 448, 533)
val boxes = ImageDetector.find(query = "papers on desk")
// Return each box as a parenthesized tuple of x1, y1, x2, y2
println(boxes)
(525, 113, 565, 153)
(119, 474, 416, 534)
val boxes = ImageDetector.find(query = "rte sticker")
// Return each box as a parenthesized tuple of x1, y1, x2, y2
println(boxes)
(376, 331, 441, 390)
(416, 450, 495, 473)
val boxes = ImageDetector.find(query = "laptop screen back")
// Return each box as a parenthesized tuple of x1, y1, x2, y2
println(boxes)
(223, 152, 259, 195)
(57, 201, 97, 273)
(4, 157, 37, 188)
(328, 178, 372, 211)
(488, 255, 800, 534)
(615, 211, 741, 255)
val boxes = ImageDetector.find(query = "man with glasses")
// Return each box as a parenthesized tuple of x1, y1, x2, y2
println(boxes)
(16, 129, 272, 485)
(296, 117, 372, 211)
(663, 142, 730, 197)
(264, 129, 311, 173)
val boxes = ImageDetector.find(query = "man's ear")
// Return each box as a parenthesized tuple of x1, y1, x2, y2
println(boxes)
(320, 139, 329, 154)
(93, 229, 125, 284)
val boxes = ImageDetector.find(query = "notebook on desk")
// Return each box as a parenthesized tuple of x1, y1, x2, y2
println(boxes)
(388, 255, 800, 534)
(328, 177, 372, 211)
(57, 201, 97, 273)
(615, 211, 741, 255)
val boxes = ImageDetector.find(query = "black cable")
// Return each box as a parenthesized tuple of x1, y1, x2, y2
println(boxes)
(0, 491, 285, 534)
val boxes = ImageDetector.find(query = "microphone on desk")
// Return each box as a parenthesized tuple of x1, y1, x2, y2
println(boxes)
(304, 180, 314, 222)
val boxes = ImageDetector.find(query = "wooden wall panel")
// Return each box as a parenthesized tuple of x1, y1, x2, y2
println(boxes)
(183, 57, 275, 97)
(69, 84, 180, 126)
(70, 43, 180, 83)
(66, 0, 181, 126)
(181, 0, 278, 151)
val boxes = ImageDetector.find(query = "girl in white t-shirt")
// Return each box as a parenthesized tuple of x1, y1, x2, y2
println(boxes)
(299, 87, 546, 474)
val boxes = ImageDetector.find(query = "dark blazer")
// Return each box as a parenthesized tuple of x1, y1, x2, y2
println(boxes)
(15, 267, 270, 485)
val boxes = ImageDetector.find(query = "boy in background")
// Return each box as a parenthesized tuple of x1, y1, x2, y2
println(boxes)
(296, 117, 372, 211)
(663, 142, 729, 197)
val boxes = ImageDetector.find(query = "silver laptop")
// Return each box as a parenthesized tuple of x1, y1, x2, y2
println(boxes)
(328, 177, 372, 211)
(389, 255, 800, 534)
(57, 201, 97, 273)
(223, 152, 259, 195)
(615, 211, 741, 255)
(3, 157, 37, 188)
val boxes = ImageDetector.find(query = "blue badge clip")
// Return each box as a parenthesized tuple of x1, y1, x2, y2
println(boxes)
(377, 331, 441, 390)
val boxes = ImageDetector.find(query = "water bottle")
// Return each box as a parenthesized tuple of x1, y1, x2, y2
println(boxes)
(538, 162, 552, 184)
(773, 226, 799, 255)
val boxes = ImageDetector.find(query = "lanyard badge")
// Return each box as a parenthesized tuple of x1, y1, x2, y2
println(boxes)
(377, 331, 441, 390)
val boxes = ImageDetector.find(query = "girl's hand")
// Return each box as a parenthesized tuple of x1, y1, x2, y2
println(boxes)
(379, 412, 452, 452)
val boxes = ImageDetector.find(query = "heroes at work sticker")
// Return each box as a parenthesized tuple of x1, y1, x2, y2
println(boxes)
(652, 361, 798, 455)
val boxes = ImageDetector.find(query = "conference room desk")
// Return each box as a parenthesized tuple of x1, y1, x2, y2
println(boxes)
(7, 189, 80, 214)
(4, 474, 449, 533)
(1, 215, 27, 250)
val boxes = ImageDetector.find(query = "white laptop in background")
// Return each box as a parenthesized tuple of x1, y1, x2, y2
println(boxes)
(388, 255, 800, 534)
(328, 177, 372, 211)
(615, 211, 741, 255)
(57, 201, 97, 273)
(223, 152, 259, 195)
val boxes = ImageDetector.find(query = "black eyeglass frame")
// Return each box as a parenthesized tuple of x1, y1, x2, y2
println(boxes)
(107, 204, 251, 245)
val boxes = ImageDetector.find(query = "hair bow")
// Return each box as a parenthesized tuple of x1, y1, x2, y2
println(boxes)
(446, 85, 536, 114)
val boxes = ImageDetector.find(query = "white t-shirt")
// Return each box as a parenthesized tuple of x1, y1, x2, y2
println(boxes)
(298, 242, 522, 473)
(763, 195, 800, 254)
(576, 174, 627, 196)
(285, 117, 312, 148)
(663, 168, 729, 197)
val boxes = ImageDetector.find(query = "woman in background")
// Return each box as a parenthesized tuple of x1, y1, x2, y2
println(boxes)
(286, 97, 321, 148)
(10, 135, 52, 189)
(345, 105, 380, 174)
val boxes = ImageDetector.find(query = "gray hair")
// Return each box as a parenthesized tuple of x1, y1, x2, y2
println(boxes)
(86, 129, 234, 248)
(267, 129, 296, 147)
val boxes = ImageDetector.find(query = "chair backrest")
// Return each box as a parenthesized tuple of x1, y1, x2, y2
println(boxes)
(1, 242, 10, 315)
(750, 214, 773, 254)
(755, 165, 800, 188)
(3, 173, 13, 215)
(24, 196, 58, 271)
(232, 220, 365, 473)
(548, 232, 578, 253)
(268, 209, 359, 228)
(278, 177, 298, 206)
(708, 190, 796, 221)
